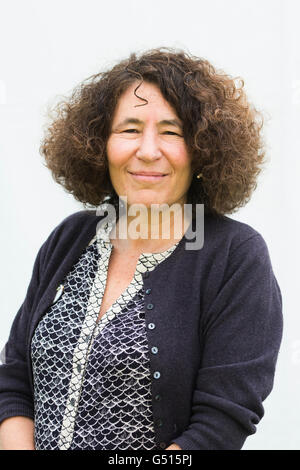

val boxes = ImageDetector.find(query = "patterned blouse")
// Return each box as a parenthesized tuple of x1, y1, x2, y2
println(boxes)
(31, 210, 180, 450)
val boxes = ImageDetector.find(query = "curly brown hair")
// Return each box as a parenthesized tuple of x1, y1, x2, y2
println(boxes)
(40, 47, 267, 217)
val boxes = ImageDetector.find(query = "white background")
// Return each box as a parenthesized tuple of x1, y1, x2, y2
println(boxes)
(0, 0, 299, 450)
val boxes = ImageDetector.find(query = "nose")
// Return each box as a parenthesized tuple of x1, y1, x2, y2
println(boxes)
(135, 128, 162, 161)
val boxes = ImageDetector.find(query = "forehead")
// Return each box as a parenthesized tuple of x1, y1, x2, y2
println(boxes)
(113, 81, 179, 119)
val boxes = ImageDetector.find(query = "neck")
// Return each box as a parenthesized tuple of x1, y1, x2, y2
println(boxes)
(109, 202, 191, 254)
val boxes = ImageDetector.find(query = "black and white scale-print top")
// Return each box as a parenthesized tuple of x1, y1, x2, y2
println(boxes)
(31, 208, 180, 450)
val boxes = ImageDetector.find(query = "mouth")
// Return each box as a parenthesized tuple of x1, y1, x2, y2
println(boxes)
(128, 171, 169, 182)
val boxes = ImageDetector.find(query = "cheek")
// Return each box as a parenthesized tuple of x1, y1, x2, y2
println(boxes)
(172, 150, 192, 173)
(106, 138, 133, 167)
(167, 140, 190, 165)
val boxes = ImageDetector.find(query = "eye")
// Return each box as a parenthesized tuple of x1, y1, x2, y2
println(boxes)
(122, 129, 139, 133)
(121, 129, 182, 136)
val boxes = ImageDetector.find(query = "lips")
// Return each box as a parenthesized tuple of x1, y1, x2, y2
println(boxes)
(129, 171, 168, 176)
(128, 171, 169, 182)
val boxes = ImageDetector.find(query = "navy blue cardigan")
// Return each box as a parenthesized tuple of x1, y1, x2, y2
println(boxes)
(0, 210, 283, 450)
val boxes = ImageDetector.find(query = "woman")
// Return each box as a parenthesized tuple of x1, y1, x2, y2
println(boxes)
(0, 48, 283, 450)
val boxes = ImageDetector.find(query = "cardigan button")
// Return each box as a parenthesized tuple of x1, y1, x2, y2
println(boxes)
(156, 418, 163, 428)
(148, 323, 155, 330)
(147, 303, 154, 310)
(153, 371, 161, 379)
(151, 346, 158, 354)
(143, 271, 149, 278)
(145, 288, 152, 294)
(154, 394, 161, 401)
(159, 442, 167, 449)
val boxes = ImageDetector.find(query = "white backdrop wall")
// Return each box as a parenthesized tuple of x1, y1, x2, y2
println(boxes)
(0, 0, 299, 450)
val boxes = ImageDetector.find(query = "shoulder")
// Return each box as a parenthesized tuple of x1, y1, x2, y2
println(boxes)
(197, 215, 282, 326)
(188, 212, 274, 282)
(204, 212, 268, 255)
(37, 209, 99, 266)
(54, 209, 98, 231)
(47, 209, 98, 240)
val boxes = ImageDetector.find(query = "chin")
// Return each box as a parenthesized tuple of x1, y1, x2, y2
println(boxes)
(124, 193, 164, 207)
(128, 198, 168, 210)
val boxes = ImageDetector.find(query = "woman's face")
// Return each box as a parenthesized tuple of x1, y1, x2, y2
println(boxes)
(106, 81, 193, 209)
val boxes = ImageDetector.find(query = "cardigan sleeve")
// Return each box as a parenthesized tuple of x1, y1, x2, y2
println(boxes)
(0, 210, 96, 426)
(0, 210, 99, 426)
(0, 240, 46, 425)
(172, 233, 283, 450)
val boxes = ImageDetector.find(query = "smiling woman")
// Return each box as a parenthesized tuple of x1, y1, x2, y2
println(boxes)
(0, 47, 283, 451)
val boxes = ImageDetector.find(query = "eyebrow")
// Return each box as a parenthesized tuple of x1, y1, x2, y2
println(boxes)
(114, 118, 183, 130)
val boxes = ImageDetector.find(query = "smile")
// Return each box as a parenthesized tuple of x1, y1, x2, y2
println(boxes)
(128, 172, 169, 182)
